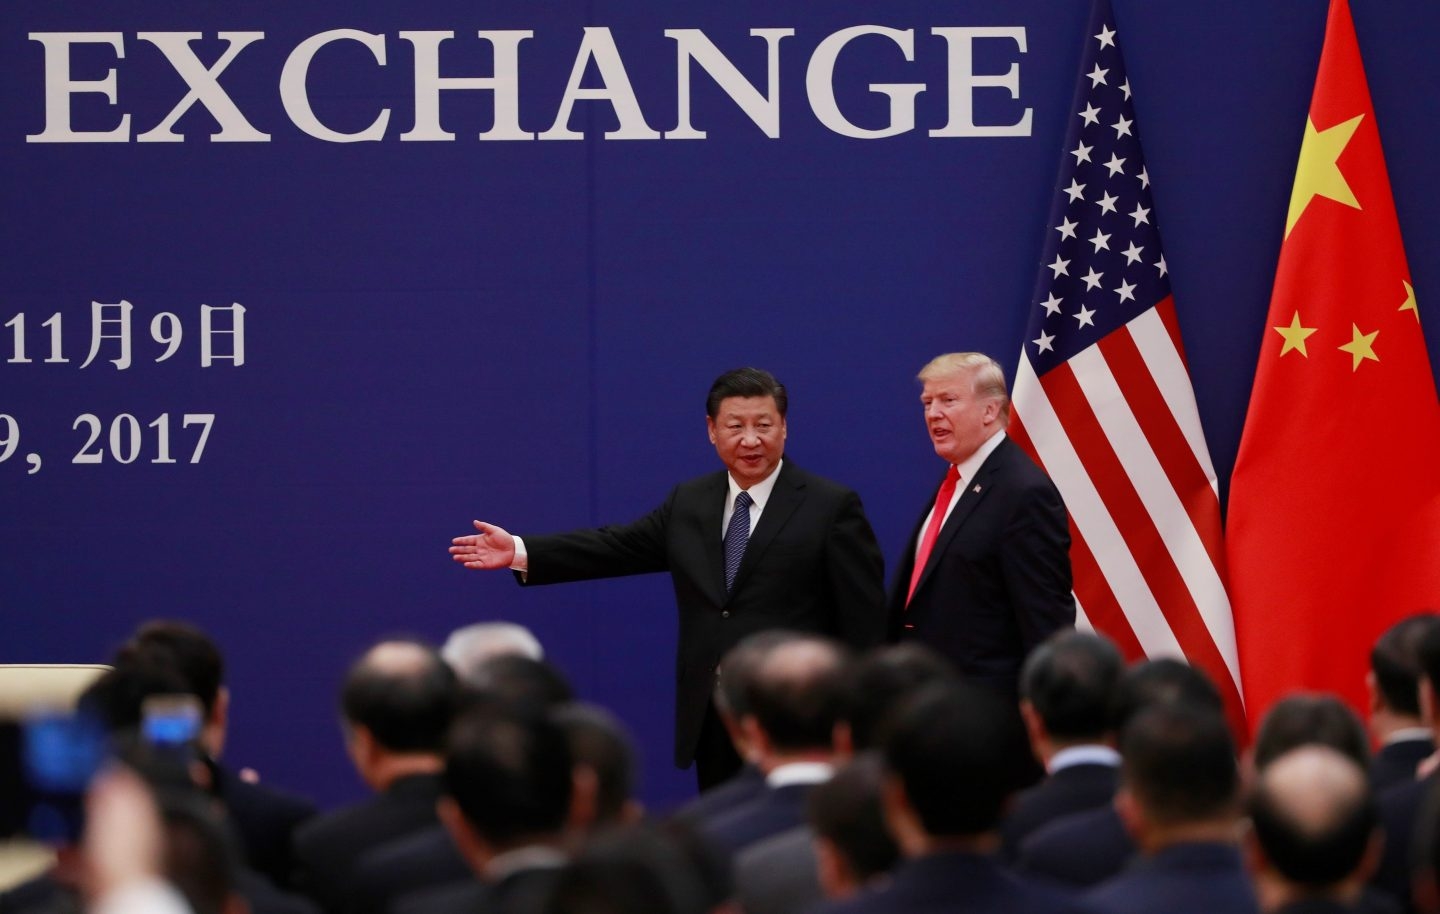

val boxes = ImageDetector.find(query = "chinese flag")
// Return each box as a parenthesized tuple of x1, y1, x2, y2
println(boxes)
(1228, 0, 1440, 731)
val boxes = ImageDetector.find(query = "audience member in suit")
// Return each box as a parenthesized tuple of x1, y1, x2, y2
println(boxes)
(731, 645, 953, 914)
(703, 637, 851, 857)
(1016, 657, 1223, 888)
(541, 821, 730, 914)
(126, 620, 319, 888)
(1246, 746, 1389, 914)
(671, 630, 802, 824)
(1002, 631, 1124, 859)
(1374, 622, 1440, 912)
(291, 640, 456, 914)
(737, 752, 899, 914)
(415, 706, 574, 914)
(1251, 695, 1371, 776)
(810, 681, 1086, 914)
(1368, 615, 1440, 791)
(349, 654, 577, 914)
(1084, 703, 1256, 914)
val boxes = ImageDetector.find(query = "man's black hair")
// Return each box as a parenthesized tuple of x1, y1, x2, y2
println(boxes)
(128, 620, 225, 718)
(843, 643, 956, 751)
(744, 638, 849, 752)
(1372, 614, 1440, 716)
(444, 706, 572, 847)
(79, 649, 193, 733)
(1108, 657, 1223, 737)
(1120, 703, 1237, 825)
(551, 702, 637, 826)
(340, 640, 456, 753)
(1021, 631, 1123, 741)
(715, 630, 804, 719)
(1253, 694, 1370, 772)
(884, 681, 1029, 837)
(807, 753, 899, 881)
(706, 368, 788, 419)
(463, 654, 574, 715)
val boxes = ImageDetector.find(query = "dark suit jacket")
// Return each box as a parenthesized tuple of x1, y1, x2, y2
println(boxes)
(1001, 760, 1119, 860)
(671, 764, 768, 825)
(291, 773, 446, 914)
(1372, 770, 1433, 911)
(735, 825, 821, 914)
(521, 460, 887, 766)
(810, 849, 1091, 914)
(1084, 842, 1258, 914)
(214, 763, 318, 889)
(1370, 736, 1434, 791)
(1016, 804, 1134, 889)
(350, 826, 469, 914)
(704, 781, 818, 857)
(888, 436, 1075, 696)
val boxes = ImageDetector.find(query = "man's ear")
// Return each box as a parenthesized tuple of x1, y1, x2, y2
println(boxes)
(1366, 671, 1383, 716)
(880, 773, 924, 857)
(1113, 786, 1145, 845)
(707, 415, 718, 445)
(568, 764, 599, 833)
(740, 715, 770, 761)
(1422, 677, 1436, 728)
(204, 686, 230, 758)
(1019, 701, 1046, 764)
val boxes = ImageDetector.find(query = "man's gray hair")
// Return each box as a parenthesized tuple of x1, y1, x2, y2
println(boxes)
(441, 621, 544, 684)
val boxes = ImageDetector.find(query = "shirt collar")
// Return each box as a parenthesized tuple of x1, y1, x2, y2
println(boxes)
(954, 431, 1006, 484)
(728, 458, 784, 511)
(765, 760, 834, 788)
(1384, 727, 1433, 745)
(1049, 744, 1121, 773)
(483, 845, 568, 882)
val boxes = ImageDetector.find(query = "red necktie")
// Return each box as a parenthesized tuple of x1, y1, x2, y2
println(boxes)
(907, 465, 960, 605)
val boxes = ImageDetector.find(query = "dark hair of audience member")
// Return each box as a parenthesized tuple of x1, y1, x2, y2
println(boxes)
(551, 703, 638, 826)
(1372, 614, 1440, 716)
(1252, 693, 1370, 771)
(1120, 703, 1237, 825)
(715, 629, 804, 720)
(340, 640, 456, 753)
(1020, 631, 1124, 741)
(1416, 621, 1440, 701)
(1248, 748, 1377, 888)
(843, 644, 956, 751)
(807, 752, 900, 882)
(744, 638, 850, 752)
(885, 681, 1028, 836)
(1109, 657, 1223, 737)
(79, 650, 194, 733)
(706, 367, 788, 419)
(543, 821, 725, 914)
(128, 620, 225, 718)
(444, 706, 572, 846)
(460, 654, 574, 715)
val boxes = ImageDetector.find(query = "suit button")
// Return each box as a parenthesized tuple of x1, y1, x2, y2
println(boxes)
(721, 611, 731, 619)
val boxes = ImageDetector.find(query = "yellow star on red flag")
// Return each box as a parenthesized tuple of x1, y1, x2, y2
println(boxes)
(1338, 323, 1379, 370)
(1273, 311, 1318, 357)
(1399, 280, 1419, 321)
(1285, 114, 1364, 238)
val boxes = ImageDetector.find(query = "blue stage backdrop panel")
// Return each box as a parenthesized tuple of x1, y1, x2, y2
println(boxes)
(3, 0, 1439, 813)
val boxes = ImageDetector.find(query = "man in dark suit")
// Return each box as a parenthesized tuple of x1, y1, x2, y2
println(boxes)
(1002, 631, 1124, 859)
(888, 353, 1074, 698)
(291, 640, 455, 914)
(1247, 746, 1384, 914)
(450, 367, 887, 788)
(1084, 703, 1256, 914)
(1367, 614, 1440, 790)
(702, 637, 849, 857)
(809, 681, 1086, 914)
(126, 620, 318, 889)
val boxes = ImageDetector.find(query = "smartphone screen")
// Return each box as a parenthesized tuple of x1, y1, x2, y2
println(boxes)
(19, 712, 109, 844)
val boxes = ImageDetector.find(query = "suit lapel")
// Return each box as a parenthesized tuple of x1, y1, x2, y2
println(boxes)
(911, 440, 1007, 601)
(727, 462, 805, 600)
(699, 473, 729, 604)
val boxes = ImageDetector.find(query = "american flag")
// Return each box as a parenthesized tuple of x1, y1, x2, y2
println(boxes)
(1008, 0, 1245, 729)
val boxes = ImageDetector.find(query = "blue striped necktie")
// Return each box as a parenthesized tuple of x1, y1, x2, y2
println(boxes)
(724, 491, 753, 592)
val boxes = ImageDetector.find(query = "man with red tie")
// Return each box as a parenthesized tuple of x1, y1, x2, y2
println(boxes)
(888, 352, 1075, 699)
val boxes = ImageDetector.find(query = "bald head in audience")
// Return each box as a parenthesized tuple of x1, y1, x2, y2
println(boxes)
(340, 639, 456, 792)
(1246, 746, 1380, 912)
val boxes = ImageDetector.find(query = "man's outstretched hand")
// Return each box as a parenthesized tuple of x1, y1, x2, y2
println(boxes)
(449, 520, 517, 570)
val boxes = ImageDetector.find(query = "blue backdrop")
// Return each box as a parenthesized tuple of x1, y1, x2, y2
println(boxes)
(5, 0, 1439, 811)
